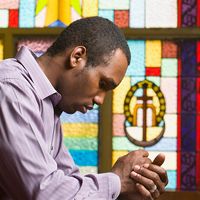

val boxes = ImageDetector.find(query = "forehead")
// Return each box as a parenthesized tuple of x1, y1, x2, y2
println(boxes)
(99, 49, 128, 83)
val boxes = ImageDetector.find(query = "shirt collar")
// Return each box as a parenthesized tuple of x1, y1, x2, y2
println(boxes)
(15, 46, 61, 107)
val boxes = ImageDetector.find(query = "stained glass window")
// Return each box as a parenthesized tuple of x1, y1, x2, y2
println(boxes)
(112, 39, 200, 191)
(0, 0, 199, 194)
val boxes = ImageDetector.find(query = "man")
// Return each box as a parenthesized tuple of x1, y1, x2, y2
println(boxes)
(0, 17, 168, 199)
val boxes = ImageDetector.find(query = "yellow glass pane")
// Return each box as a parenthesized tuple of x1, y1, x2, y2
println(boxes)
(146, 40, 161, 67)
(45, 0, 58, 26)
(82, 0, 98, 17)
(59, 0, 71, 25)
(113, 77, 131, 114)
(62, 123, 98, 138)
(112, 150, 128, 165)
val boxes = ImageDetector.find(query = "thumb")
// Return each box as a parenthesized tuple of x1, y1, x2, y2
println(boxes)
(152, 153, 165, 166)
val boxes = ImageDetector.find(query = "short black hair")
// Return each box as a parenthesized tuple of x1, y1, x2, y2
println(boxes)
(47, 16, 131, 67)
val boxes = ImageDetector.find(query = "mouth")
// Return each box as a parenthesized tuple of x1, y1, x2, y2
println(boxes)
(86, 105, 93, 110)
(76, 105, 93, 113)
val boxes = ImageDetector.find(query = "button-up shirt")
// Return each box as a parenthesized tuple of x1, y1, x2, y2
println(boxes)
(0, 47, 120, 200)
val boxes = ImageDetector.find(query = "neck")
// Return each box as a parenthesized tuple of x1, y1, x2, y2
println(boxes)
(36, 53, 66, 88)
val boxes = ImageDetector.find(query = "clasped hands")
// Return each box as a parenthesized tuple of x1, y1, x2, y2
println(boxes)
(111, 149, 168, 200)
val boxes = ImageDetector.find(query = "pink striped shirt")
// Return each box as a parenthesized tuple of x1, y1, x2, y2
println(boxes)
(0, 47, 120, 200)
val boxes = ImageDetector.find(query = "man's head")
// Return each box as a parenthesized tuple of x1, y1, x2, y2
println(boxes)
(43, 17, 131, 114)
(47, 16, 131, 67)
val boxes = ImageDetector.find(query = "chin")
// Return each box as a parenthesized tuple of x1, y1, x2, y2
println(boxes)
(64, 109, 76, 114)
(58, 103, 75, 114)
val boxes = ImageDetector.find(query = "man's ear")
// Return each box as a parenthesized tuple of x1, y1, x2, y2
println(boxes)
(70, 46, 87, 68)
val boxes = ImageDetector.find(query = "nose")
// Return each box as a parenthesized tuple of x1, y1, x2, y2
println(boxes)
(93, 91, 106, 105)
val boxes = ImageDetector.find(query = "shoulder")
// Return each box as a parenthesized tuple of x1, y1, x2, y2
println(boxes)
(0, 73, 41, 112)
(0, 58, 25, 78)
(0, 58, 39, 102)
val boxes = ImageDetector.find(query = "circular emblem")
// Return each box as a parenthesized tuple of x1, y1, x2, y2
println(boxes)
(124, 80, 166, 147)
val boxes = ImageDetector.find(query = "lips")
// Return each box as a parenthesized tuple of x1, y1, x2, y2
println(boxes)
(86, 105, 93, 110)
(76, 105, 93, 113)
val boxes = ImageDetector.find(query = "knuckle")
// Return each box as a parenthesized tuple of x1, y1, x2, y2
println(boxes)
(159, 185, 166, 194)
(134, 150, 140, 155)
(146, 158, 152, 164)
(117, 155, 126, 163)
(153, 173, 160, 181)
(149, 180, 154, 187)
(145, 192, 152, 199)
(160, 167, 166, 176)
(154, 190, 160, 199)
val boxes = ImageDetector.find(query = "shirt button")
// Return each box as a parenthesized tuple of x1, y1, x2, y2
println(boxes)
(112, 193, 115, 199)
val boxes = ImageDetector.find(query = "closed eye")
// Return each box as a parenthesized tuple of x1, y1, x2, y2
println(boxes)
(99, 78, 118, 91)
(99, 80, 108, 91)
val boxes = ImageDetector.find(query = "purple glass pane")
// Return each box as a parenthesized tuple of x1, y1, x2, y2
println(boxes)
(181, 78, 196, 114)
(181, 152, 196, 190)
(181, 114, 196, 151)
(181, 41, 197, 77)
(182, 0, 197, 27)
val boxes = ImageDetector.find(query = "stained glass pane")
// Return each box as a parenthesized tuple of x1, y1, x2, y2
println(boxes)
(181, 0, 197, 27)
(0, 0, 19, 9)
(146, 0, 177, 28)
(16, 38, 99, 174)
(19, 0, 35, 27)
(130, 0, 145, 28)
(0, 9, 9, 27)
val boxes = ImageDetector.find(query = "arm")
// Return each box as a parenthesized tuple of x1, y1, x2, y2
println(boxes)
(0, 79, 120, 200)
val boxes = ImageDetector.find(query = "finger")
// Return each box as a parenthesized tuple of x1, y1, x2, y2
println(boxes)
(132, 165, 165, 193)
(136, 181, 160, 199)
(149, 185, 160, 199)
(152, 188, 160, 199)
(135, 183, 154, 200)
(143, 163, 168, 187)
(133, 170, 161, 199)
(152, 153, 165, 166)
(138, 164, 167, 193)
(130, 170, 156, 191)
(141, 149, 149, 157)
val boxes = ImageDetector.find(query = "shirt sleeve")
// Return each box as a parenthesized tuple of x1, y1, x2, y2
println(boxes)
(0, 79, 121, 200)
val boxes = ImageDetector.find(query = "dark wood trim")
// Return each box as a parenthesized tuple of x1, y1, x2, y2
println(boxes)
(0, 28, 63, 35)
(1, 27, 200, 58)
(98, 91, 113, 173)
(1, 27, 200, 38)
(3, 31, 14, 58)
(0, 28, 63, 58)
(122, 27, 200, 39)
(159, 191, 200, 200)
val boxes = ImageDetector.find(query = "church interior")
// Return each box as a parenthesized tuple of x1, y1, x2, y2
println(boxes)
(0, 0, 200, 199)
